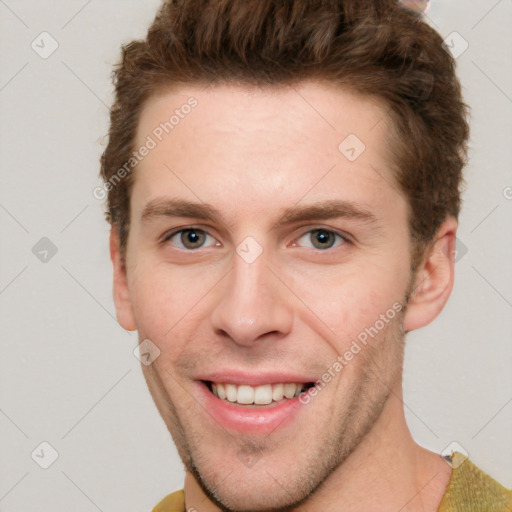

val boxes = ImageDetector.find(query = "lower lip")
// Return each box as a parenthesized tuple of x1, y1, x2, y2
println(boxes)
(196, 381, 307, 434)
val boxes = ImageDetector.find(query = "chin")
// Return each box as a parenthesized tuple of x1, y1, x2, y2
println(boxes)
(186, 442, 331, 512)
(194, 469, 312, 512)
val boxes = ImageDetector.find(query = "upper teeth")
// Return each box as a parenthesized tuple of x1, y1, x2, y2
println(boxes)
(211, 382, 306, 405)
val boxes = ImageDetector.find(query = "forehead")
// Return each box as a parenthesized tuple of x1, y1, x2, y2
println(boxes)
(136, 81, 390, 154)
(131, 81, 404, 224)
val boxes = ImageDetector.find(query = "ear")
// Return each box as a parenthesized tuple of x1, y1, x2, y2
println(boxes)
(403, 216, 458, 332)
(110, 228, 137, 331)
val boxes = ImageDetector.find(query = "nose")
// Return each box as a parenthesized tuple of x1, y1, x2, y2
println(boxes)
(210, 249, 293, 347)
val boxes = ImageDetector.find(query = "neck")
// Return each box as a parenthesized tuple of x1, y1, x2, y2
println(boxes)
(184, 377, 452, 511)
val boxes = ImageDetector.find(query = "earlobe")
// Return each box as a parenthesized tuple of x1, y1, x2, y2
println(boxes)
(403, 217, 458, 332)
(110, 228, 137, 332)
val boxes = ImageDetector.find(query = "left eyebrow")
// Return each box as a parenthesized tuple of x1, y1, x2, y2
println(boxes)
(278, 199, 378, 226)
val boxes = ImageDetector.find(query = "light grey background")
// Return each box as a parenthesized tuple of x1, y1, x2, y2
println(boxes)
(0, 1, 511, 510)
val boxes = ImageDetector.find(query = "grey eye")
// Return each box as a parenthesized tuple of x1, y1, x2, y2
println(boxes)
(166, 229, 217, 250)
(296, 229, 346, 250)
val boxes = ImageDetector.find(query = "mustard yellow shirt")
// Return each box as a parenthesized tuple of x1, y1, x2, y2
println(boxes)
(152, 453, 512, 511)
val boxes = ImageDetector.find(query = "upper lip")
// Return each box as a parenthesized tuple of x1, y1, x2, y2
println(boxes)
(197, 370, 316, 386)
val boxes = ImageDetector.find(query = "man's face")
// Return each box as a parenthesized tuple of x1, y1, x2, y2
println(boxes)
(120, 82, 414, 510)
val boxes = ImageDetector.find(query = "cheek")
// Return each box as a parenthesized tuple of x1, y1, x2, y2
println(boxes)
(127, 260, 221, 349)
(127, 238, 410, 359)
(286, 258, 408, 349)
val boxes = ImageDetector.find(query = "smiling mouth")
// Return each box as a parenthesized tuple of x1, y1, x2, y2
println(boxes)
(203, 381, 315, 406)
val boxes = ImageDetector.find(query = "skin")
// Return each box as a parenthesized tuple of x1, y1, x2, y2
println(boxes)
(110, 81, 456, 511)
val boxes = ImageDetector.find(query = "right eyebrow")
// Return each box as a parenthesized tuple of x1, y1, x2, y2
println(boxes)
(141, 198, 225, 225)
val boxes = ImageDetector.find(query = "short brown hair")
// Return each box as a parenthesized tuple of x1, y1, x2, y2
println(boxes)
(100, 0, 470, 269)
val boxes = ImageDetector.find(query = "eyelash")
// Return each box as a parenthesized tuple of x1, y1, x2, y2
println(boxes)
(160, 226, 350, 251)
